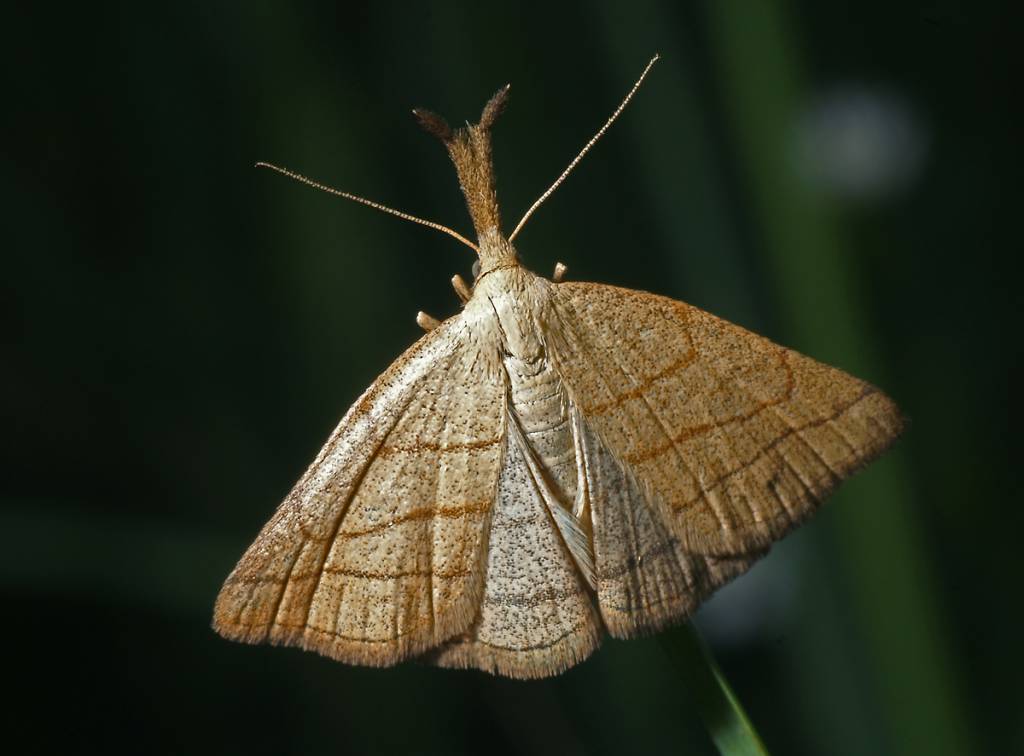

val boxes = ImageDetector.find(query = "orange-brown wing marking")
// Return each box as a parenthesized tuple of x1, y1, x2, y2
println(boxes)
(551, 282, 903, 556)
(212, 315, 506, 666)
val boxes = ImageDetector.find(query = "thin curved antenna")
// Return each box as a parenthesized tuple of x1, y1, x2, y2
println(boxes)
(256, 162, 479, 252)
(508, 54, 660, 242)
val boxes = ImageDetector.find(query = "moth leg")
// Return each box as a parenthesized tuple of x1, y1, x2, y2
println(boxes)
(451, 274, 471, 303)
(416, 311, 441, 332)
(552, 262, 568, 283)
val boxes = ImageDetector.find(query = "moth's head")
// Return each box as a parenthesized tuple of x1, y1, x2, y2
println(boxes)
(257, 57, 658, 295)
(413, 87, 522, 276)
(474, 227, 520, 279)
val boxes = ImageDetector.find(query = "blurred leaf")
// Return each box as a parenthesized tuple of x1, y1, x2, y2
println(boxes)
(662, 625, 771, 756)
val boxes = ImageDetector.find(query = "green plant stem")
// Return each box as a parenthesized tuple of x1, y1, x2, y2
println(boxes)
(662, 624, 770, 756)
(706, 3, 973, 755)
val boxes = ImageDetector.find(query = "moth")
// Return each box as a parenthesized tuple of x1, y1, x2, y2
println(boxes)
(213, 57, 903, 679)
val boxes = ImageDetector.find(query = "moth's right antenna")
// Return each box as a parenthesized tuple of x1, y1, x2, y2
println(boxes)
(508, 54, 660, 242)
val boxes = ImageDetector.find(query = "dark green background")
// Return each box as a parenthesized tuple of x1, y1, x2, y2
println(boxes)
(4, 2, 1018, 754)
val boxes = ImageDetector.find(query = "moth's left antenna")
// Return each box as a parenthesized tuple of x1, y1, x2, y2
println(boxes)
(508, 54, 660, 242)
(255, 162, 479, 252)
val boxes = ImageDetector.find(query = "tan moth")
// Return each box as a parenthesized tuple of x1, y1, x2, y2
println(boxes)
(213, 56, 904, 679)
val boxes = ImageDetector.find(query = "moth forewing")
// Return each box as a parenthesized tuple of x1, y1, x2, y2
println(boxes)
(213, 316, 506, 665)
(549, 281, 904, 557)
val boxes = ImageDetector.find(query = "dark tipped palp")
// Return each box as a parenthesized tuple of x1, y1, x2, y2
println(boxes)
(413, 108, 453, 142)
(479, 84, 511, 130)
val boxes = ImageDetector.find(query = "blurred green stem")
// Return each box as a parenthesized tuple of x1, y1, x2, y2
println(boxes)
(662, 625, 771, 756)
(707, 2, 973, 754)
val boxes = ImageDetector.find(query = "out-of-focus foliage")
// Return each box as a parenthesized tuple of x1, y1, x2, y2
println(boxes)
(3, 2, 1017, 754)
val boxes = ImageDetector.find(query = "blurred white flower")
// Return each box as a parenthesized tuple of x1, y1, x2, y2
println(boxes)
(794, 86, 928, 202)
